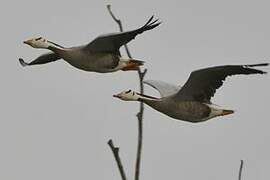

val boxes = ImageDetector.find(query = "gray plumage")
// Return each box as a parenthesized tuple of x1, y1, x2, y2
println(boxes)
(140, 63, 268, 122)
(19, 16, 160, 73)
(19, 53, 60, 67)
(85, 16, 160, 53)
(173, 63, 268, 103)
(143, 80, 181, 97)
(141, 97, 211, 123)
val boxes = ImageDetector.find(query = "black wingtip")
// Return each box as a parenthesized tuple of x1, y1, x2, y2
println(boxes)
(143, 15, 161, 29)
(245, 63, 269, 67)
(149, 19, 159, 25)
(147, 15, 154, 24)
(19, 58, 29, 67)
(243, 63, 268, 74)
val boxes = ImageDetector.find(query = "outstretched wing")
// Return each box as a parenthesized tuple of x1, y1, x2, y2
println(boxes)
(174, 63, 268, 103)
(19, 53, 61, 67)
(144, 80, 181, 97)
(85, 16, 161, 52)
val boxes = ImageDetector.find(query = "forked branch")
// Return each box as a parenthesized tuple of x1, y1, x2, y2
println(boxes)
(108, 139, 127, 180)
(107, 5, 132, 58)
(106, 4, 147, 180)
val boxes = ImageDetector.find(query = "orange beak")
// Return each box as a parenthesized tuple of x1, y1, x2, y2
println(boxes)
(220, 110, 234, 116)
(23, 39, 32, 46)
(113, 94, 120, 98)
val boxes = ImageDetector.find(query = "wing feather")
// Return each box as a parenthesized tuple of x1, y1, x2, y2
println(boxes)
(85, 16, 161, 52)
(144, 80, 181, 97)
(19, 53, 61, 67)
(174, 63, 268, 103)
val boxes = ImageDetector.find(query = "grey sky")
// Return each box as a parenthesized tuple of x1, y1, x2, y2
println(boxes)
(1, 0, 269, 179)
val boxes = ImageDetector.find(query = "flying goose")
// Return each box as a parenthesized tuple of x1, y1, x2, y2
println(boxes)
(113, 63, 268, 123)
(19, 16, 160, 73)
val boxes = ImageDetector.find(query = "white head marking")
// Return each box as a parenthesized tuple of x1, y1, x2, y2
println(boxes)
(113, 90, 140, 101)
(113, 90, 159, 101)
(23, 37, 50, 49)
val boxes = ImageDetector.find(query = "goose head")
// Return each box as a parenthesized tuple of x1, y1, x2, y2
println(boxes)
(23, 37, 49, 49)
(113, 90, 140, 101)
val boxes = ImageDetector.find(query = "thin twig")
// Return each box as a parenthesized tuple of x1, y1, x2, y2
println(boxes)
(238, 160, 244, 180)
(108, 139, 127, 180)
(107, 5, 132, 58)
(106, 5, 147, 180)
(134, 68, 147, 180)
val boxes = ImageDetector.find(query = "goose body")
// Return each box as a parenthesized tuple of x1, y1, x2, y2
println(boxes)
(56, 47, 125, 73)
(114, 63, 268, 123)
(19, 16, 160, 73)
(141, 97, 213, 122)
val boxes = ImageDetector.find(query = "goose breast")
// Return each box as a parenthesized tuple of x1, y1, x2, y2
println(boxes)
(61, 49, 119, 72)
(145, 98, 211, 122)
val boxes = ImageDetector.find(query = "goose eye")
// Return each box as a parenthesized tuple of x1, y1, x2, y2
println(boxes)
(126, 90, 131, 94)
(35, 37, 42, 41)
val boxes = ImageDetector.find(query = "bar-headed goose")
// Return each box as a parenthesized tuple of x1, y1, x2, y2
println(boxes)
(114, 63, 268, 123)
(19, 16, 160, 73)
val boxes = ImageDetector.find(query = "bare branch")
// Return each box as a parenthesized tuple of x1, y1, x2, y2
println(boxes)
(106, 5, 132, 58)
(238, 160, 244, 180)
(108, 139, 127, 180)
(135, 68, 147, 180)
(106, 5, 147, 180)
(106, 5, 121, 25)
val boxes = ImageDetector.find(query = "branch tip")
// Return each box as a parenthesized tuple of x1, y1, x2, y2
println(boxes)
(238, 160, 244, 180)
(108, 139, 113, 145)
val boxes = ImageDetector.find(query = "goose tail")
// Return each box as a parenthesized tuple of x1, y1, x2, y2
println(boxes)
(122, 59, 144, 71)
